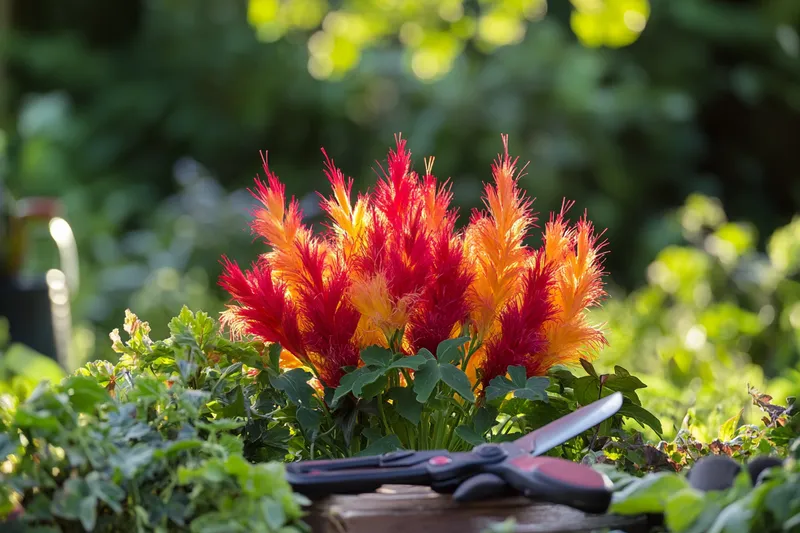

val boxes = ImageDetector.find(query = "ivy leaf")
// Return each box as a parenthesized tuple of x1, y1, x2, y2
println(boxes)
(436, 336, 470, 365)
(354, 435, 403, 457)
(440, 363, 475, 402)
(618, 402, 663, 437)
(297, 406, 322, 435)
(455, 426, 486, 446)
(413, 357, 441, 403)
(360, 346, 394, 368)
(386, 387, 423, 424)
(269, 369, 314, 407)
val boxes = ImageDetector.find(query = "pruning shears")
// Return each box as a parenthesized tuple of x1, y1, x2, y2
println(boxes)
(286, 391, 624, 514)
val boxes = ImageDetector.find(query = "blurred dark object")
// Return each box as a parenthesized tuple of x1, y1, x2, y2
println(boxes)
(0, 188, 77, 365)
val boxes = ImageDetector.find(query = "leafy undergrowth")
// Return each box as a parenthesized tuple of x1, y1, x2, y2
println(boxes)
(0, 309, 308, 533)
(601, 390, 800, 533)
(1, 307, 799, 532)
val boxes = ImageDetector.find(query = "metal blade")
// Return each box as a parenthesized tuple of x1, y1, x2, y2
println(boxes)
(512, 391, 623, 456)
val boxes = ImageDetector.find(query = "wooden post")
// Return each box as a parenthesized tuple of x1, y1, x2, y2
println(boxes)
(304, 485, 655, 533)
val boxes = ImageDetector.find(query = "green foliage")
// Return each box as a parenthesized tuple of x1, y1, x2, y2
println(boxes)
(246, 0, 651, 81)
(608, 433, 800, 533)
(593, 194, 800, 442)
(0, 317, 66, 400)
(0, 308, 309, 532)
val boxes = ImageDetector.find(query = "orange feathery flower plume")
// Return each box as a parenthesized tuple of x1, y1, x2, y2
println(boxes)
(540, 203, 608, 369)
(248, 152, 316, 293)
(318, 149, 368, 259)
(465, 134, 536, 341)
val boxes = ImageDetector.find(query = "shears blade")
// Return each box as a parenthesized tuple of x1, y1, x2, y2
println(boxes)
(509, 391, 624, 456)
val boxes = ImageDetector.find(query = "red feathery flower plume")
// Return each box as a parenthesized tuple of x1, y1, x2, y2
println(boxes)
(292, 239, 361, 387)
(218, 256, 307, 363)
(407, 215, 474, 354)
(479, 253, 558, 388)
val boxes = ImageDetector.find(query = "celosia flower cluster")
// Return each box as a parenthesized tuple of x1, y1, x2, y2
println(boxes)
(219, 135, 608, 390)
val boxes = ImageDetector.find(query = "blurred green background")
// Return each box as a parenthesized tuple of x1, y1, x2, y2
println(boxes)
(1, 0, 799, 440)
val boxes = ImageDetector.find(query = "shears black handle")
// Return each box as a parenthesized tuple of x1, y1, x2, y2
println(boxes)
(286, 447, 614, 514)
(285, 450, 449, 497)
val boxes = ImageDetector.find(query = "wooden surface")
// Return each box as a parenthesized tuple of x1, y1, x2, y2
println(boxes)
(305, 485, 656, 533)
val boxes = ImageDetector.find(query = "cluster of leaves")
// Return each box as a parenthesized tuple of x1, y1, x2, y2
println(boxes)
(594, 194, 800, 443)
(319, 336, 663, 461)
(586, 386, 800, 477)
(607, 433, 800, 533)
(0, 308, 308, 532)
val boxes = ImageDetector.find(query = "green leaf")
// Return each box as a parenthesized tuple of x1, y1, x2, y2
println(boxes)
(388, 354, 427, 371)
(707, 500, 753, 533)
(573, 375, 601, 406)
(14, 408, 60, 432)
(664, 487, 706, 532)
(351, 368, 385, 397)
(261, 498, 286, 530)
(455, 425, 486, 446)
(610, 473, 689, 515)
(413, 357, 441, 403)
(618, 402, 663, 437)
(270, 368, 314, 406)
(354, 435, 403, 457)
(507, 366, 527, 387)
(436, 336, 470, 365)
(267, 343, 282, 372)
(604, 374, 648, 393)
(485, 367, 549, 403)
(718, 409, 743, 442)
(297, 406, 322, 435)
(580, 358, 598, 378)
(474, 406, 499, 434)
(332, 367, 370, 405)
(79, 496, 98, 531)
(86, 472, 125, 514)
(110, 444, 154, 479)
(0, 433, 19, 459)
(62, 375, 111, 413)
(386, 387, 423, 424)
(440, 363, 475, 402)
(360, 346, 393, 368)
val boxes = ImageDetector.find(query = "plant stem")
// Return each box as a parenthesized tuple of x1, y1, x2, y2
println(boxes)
(377, 393, 391, 435)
